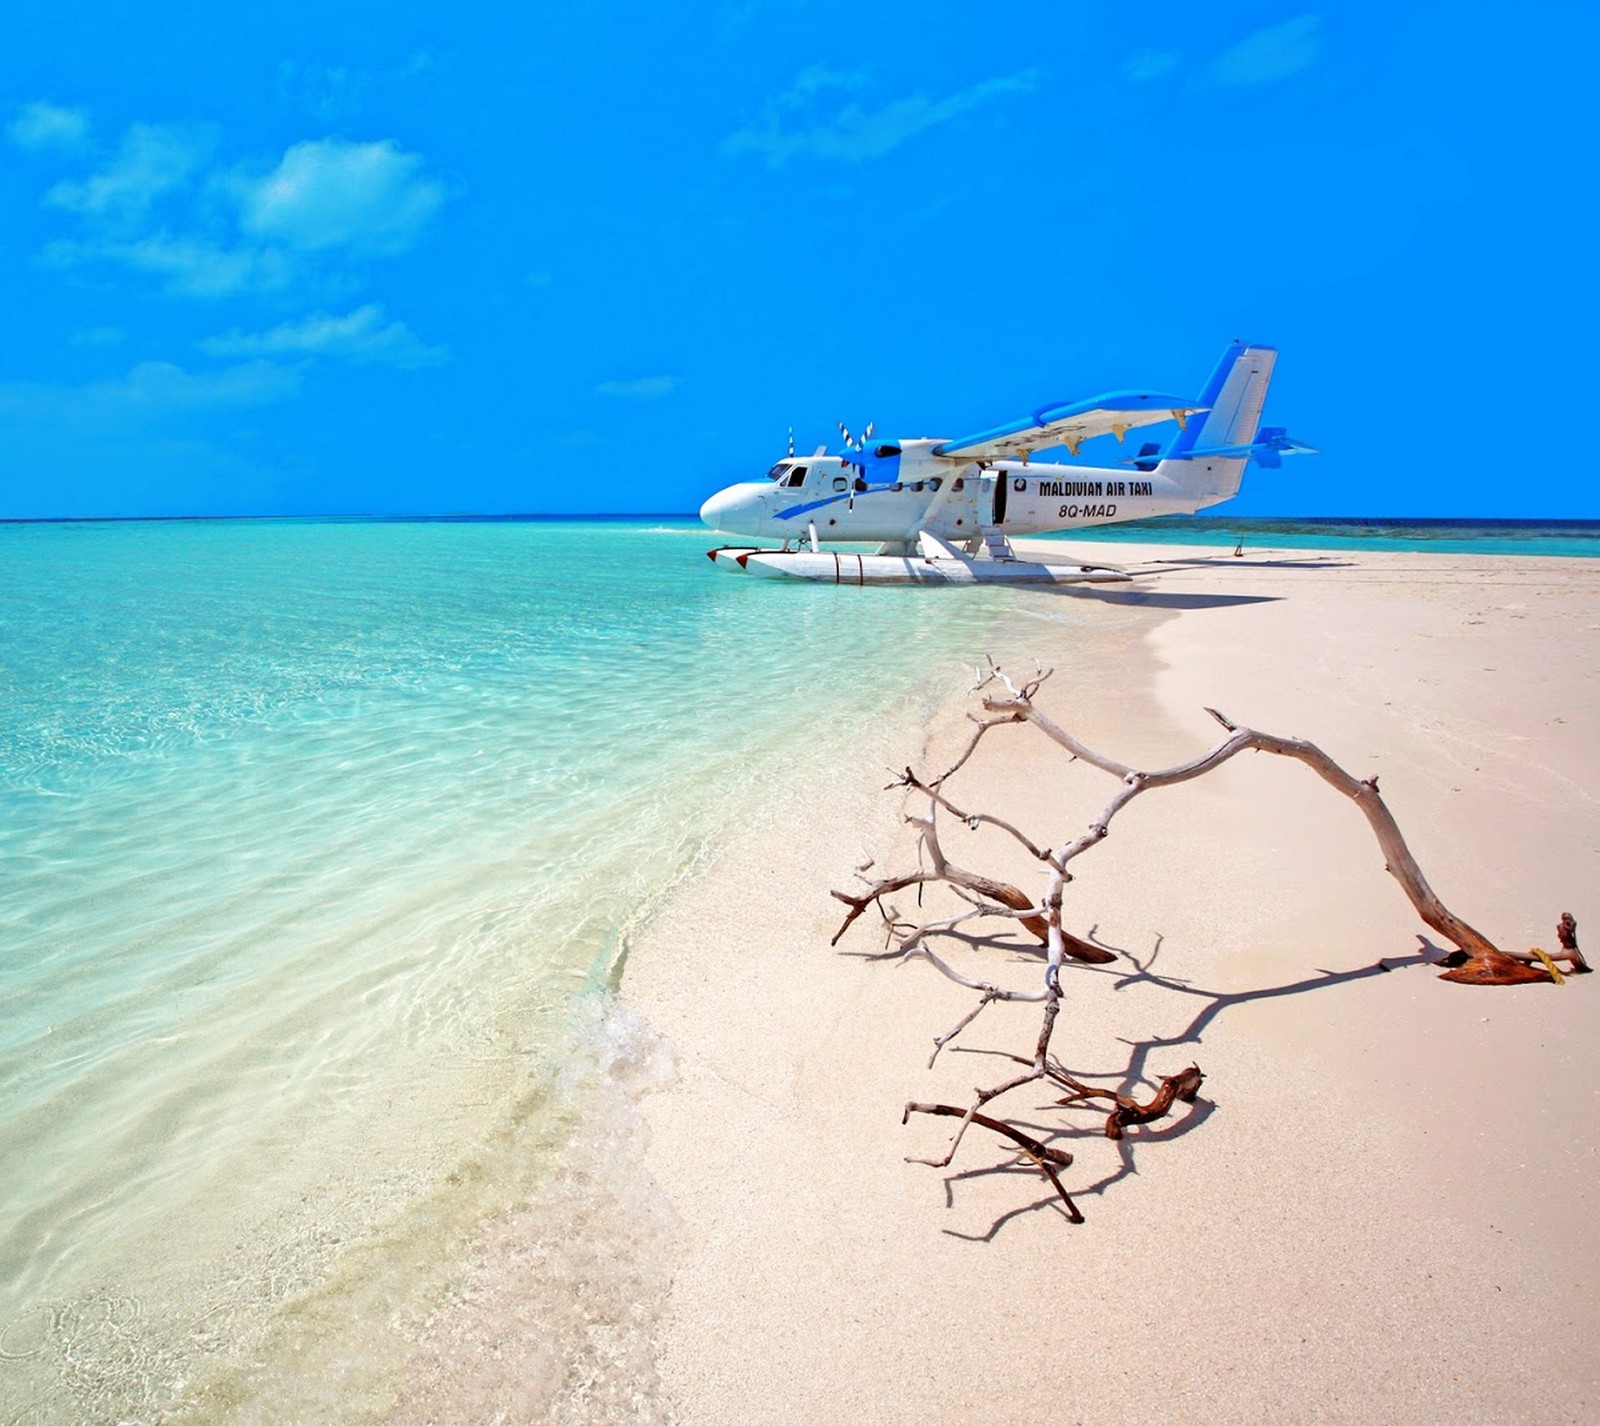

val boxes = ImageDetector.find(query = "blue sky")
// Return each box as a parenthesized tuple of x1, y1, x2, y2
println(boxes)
(1, 2, 1592, 520)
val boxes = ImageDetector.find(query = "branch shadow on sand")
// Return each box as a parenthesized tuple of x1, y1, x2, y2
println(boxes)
(932, 931, 1442, 1241)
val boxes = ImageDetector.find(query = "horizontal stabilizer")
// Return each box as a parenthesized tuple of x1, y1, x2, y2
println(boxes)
(1248, 426, 1318, 468)
(1135, 427, 1316, 470)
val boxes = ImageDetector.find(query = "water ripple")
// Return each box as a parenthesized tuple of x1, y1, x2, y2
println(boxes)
(0, 518, 1092, 1421)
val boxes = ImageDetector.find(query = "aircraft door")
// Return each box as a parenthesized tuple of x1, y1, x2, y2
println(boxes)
(991, 472, 1008, 525)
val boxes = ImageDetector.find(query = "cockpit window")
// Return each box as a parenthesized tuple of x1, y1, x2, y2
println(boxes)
(766, 461, 788, 481)
(783, 466, 807, 488)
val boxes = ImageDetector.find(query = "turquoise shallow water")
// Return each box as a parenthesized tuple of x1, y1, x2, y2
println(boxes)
(1043, 514, 1600, 558)
(0, 517, 1091, 1421)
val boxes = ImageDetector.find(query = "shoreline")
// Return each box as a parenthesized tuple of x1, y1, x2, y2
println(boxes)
(622, 542, 1599, 1423)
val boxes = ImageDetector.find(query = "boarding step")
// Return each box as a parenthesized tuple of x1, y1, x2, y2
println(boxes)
(976, 525, 1016, 562)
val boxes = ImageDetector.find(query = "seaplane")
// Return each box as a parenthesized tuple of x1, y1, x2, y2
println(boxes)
(699, 340, 1313, 584)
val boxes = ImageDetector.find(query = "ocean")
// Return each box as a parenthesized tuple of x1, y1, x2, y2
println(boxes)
(1047, 514, 1600, 558)
(1, 512, 1589, 1422)
(0, 516, 1093, 1423)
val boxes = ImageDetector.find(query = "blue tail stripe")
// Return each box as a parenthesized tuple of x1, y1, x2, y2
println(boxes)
(1164, 340, 1247, 459)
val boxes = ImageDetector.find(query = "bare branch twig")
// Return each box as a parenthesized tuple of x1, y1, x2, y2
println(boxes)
(831, 664, 1578, 1225)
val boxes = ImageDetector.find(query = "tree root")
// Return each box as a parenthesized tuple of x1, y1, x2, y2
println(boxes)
(1437, 913, 1586, 984)
(1438, 949, 1556, 986)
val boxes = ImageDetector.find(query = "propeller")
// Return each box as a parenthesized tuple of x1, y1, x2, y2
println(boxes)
(837, 419, 876, 508)
(837, 419, 875, 467)
(787, 426, 795, 458)
(771, 419, 903, 523)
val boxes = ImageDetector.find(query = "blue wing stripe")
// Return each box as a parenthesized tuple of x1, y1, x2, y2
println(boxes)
(933, 390, 1201, 457)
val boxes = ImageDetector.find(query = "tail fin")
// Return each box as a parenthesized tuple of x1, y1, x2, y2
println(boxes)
(1154, 342, 1278, 506)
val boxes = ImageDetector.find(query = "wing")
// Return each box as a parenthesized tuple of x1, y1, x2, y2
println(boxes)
(934, 390, 1206, 461)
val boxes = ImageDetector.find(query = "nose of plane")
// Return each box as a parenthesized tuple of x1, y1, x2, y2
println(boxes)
(699, 487, 735, 530)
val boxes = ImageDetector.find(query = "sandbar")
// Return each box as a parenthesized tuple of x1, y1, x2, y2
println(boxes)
(624, 540, 1600, 1424)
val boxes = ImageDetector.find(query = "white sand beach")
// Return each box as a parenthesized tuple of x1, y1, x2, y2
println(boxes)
(623, 542, 1600, 1424)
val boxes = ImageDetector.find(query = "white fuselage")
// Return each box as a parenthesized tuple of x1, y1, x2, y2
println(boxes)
(699, 438, 1236, 546)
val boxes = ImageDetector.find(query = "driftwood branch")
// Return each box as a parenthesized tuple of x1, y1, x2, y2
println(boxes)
(1054, 1065, 1207, 1140)
(834, 666, 1582, 1223)
(903, 1103, 1083, 1222)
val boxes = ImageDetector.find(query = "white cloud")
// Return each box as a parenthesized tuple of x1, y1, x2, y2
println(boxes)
(29, 121, 447, 299)
(1210, 15, 1324, 86)
(236, 138, 446, 256)
(595, 375, 681, 400)
(1124, 51, 1181, 84)
(120, 234, 293, 296)
(0, 359, 300, 426)
(44, 232, 295, 298)
(200, 304, 446, 368)
(725, 68, 1038, 166)
(105, 359, 302, 408)
(7, 101, 91, 152)
(790, 64, 870, 97)
(46, 123, 215, 227)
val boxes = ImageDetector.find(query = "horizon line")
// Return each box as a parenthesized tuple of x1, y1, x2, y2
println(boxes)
(4, 512, 1600, 529)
